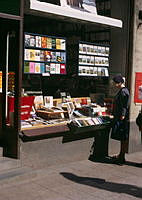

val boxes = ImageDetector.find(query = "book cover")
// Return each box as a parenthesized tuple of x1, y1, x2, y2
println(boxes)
(41, 37, 47, 48)
(29, 62, 35, 73)
(52, 38, 56, 49)
(60, 39, 66, 50)
(50, 63, 56, 74)
(44, 51, 51, 62)
(93, 67, 98, 76)
(101, 47, 106, 56)
(87, 119, 95, 125)
(82, 44, 87, 54)
(45, 64, 50, 74)
(82, 55, 87, 64)
(105, 47, 110, 56)
(60, 64, 66, 74)
(35, 63, 41, 73)
(44, 96, 53, 108)
(30, 35, 36, 47)
(98, 46, 102, 56)
(79, 43, 83, 53)
(56, 52, 61, 62)
(55, 64, 60, 74)
(105, 68, 109, 77)
(90, 67, 94, 75)
(46, 37, 52, 49)
(24, 49, 30, 60)
(94, 46, 98, 55)
(36, 36, 42, 48)
(34, 96, 44, 110)
(87, 56, 91, 64)
(29, 49, 36, 61)
(90, 45, 95, 54)
(24, 62, 30, 73)
(40, 63, 45, 73)
(86, 45, 91, 54)
(25, 34, 31, 47)
(79, 55, 83, 64)
(61, 52, 66, 63)
(90, 56, 95, 65)
(50, 51, 56, 62)
(40, 50, 45, 61)
(97, 67, 102, 76)
(35, 50, 41, 61)
(56, 39, 61, 50)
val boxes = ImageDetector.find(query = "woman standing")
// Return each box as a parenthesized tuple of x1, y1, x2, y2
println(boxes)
(110, 74, 130, 164)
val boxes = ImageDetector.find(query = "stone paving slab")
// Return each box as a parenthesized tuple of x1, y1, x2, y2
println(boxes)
(0, 151, 141, 200)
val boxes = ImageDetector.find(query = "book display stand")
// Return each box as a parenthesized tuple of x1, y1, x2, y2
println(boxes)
(78, 41, 110, 77)
(24, 33, 66, 75)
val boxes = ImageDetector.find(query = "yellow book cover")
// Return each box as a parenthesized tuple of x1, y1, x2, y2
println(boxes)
(56, 39, 61, 50)
(35, 63, 41, 73)
(47, 37, 52, 49)
(29, 49, 36, 61)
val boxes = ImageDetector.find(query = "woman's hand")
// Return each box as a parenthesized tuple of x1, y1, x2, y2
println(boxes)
(120, 116, 125, 120)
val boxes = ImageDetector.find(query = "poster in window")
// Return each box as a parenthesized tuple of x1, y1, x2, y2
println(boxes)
(134, 72, 142, 103)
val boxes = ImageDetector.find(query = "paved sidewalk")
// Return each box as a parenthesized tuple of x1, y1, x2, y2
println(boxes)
(0, 152, 142, 200)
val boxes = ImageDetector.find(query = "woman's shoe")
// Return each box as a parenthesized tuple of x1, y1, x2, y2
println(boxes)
(111, 154, 126, 165)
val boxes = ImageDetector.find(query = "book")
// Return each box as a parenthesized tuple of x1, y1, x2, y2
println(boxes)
(61, 52, 66, 62)
(44, 96, 53, 108)
(45, 64, 50, 74)
(50, 51, 56, 62)
(29, 49, 36, 61)
(40, 63, 45, 73)
(41, 37, 47, 48)
(94, 46, 98, 55)
(56, 39, 61, 49)
(52, 38, 56, 49)
(60, 39, 66, 50)
(44, 51, 51, 62)
(56, 52, 61, 62)
(82, 44, 87, 54)
(35, 50, 41, 61)
(36, 36, 42, 48)
(46, 37, 52, 49)
(40, 50, 45, 61)
(29, 62, 35, 73)
(93, 67, 98, 76)
(24, 62, 30, 73)
(55, 64, 60, 74)
(24, 49, 30, 60)
(79, 43, 83, 53)
(30, 35, 36, 47)
(60, 64, 66, 74)
(35, 63, 41, 73)
(34, 96, 44, 110)
(25, 34, 31, 47)
(50, 63, 56, 74)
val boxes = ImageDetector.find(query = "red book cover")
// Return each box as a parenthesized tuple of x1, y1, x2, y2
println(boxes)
(60, 64, 66, 74)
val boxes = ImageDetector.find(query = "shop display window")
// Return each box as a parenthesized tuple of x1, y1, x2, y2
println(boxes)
(24, 32, 66, 75)
(78, 41, 110, 77)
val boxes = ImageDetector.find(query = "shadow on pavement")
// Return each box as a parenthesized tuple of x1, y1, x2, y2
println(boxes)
(60, 172, 142, 198)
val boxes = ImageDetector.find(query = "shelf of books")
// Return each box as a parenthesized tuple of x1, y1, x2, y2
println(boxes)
(24, 33, 66, 75)
(78, 41, 110, 77)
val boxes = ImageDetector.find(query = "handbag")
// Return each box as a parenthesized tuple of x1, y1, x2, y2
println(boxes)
(136, 112, 142, 130)
(111, 119, 126, 141)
